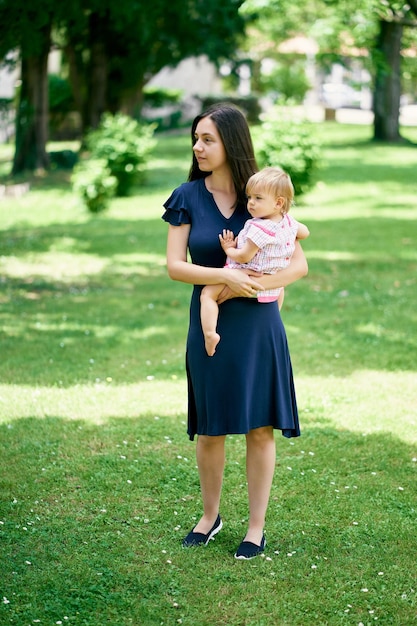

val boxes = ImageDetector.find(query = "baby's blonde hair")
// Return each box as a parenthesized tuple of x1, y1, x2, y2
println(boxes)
(246, 166, 294, 214)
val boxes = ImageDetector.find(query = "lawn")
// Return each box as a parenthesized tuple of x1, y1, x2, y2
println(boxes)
(0, 120, 416, 626)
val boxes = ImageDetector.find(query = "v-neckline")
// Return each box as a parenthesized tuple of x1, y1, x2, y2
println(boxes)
(203, 179, 236, 221)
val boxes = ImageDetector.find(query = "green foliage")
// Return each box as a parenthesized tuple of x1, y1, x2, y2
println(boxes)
(143, 86, 182, 108)
(402, 54, 417, 101)
(49, 149, 78, 170)
(254, 105, 322, 195)
(83, 113, 156, 197)
(0, 97, 13, 143)
(201, 95, 262, 124)
(260, 59, 311, 104)
(48, 74, 76, 138)
(141, 87, 184, 131)
(77, 0, 247, 123)
(71, 158, 117, 213)
(48, 74, 74, 114)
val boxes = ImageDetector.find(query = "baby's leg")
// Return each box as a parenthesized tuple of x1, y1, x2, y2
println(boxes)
(200, 284, 224, 356)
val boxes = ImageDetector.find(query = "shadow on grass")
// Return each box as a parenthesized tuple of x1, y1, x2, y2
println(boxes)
(0, 413, 415, 625)
(1, 266, 415, 385)
(1, 216, 168, 257)
(1, 211, 416, 384)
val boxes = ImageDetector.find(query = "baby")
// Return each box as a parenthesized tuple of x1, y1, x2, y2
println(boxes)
(200, 166, 310, 356)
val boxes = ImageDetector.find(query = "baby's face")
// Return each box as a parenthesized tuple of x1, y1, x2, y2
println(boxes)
(246, 190, 282, 220)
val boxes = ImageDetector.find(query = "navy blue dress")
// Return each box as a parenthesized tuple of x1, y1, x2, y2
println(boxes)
(163, 178, 300, 441)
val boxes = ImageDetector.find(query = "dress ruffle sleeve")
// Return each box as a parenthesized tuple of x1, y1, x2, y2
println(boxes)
(162, 186, 191, 226)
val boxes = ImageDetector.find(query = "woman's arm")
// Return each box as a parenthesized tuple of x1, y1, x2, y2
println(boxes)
(216, 241, 308, 304)
(297, 221, 310, 240)
(166, 224, 264, 295)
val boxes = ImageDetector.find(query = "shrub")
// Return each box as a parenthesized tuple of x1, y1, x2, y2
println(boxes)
(253, 105, 321, 196)
(143, 86, 182, 108)
(49, 150, 78, 170)
(141, 87, 184, 131)
(49, 75, 74, 113)
(48, 75, 77, 138)
(84, 113, 156, 196)
(71, 159, 117, 214)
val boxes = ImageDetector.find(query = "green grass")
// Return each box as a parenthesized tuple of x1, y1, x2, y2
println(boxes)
(1, 121, 417, 626)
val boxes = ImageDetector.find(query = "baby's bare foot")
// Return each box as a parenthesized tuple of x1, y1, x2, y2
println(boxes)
(204, 332, 220, 356)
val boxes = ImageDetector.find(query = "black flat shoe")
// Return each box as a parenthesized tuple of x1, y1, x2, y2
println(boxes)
(182, 514, 223, 547)
(234, 534, 266, 560)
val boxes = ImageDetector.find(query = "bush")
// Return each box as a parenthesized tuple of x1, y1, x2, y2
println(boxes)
(49, 150, 78, 170)
(84, 113, 156, 196)
(71, 159, 117, 214)
(143, 86, 182, 108)
(253, 105, 321, 196)
(49, 75, 74, 113)
(141, 87, 184, 131)
(48, 75, 77, 138)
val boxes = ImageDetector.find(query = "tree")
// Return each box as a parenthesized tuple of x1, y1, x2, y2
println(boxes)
(0, 0, 248, 171)
(324, 0, 417, 141)
(63, 0, 248, 131)
(0, 0, 52, 172)
(241, 0, 417, 142)
(0, 0, 79, 173)
(312, 0, 417, 141)
(372, 1, 417, 140)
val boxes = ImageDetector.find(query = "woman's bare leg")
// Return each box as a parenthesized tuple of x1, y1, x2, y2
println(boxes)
(191, 434, 226, 533)
(244, 426, 276, 545)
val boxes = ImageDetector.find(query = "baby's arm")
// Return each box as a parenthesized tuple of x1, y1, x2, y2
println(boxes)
(219, 229, 259, 264)
(296, 221, 310, 240)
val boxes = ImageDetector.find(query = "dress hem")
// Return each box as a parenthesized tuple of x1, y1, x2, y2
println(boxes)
(187, 427, 301, 441)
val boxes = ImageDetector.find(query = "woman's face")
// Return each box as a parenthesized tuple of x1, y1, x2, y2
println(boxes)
(193, 117, 228, 173)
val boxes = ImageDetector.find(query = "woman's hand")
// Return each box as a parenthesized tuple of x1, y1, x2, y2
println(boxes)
(217, 285, 237, 304)
(217, 241, 308, 305)
(217, 268, 263, 304)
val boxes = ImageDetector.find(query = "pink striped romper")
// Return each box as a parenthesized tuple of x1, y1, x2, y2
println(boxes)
(225, 214, 300, 302)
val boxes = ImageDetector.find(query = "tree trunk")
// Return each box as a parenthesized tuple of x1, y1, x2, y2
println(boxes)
(64, 41, 86, 135)
(373, 19, 403, 142)
(12, 25, 51, 174)
(118, 83, 145, 118)
(83, 12, 108, 130)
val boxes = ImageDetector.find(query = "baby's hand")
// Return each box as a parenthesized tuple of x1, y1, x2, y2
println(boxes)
(219, 229, 236, 251)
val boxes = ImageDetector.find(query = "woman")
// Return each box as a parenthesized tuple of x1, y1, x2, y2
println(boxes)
(162, 103, 308, 560)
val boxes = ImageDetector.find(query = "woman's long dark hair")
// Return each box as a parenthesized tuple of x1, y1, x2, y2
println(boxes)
(188, 103, 258, 207)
